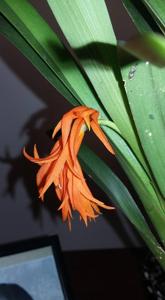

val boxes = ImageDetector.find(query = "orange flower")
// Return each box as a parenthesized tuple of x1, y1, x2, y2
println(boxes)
(23, 106, 115, 228)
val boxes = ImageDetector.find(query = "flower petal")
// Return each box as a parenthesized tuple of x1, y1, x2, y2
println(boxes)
(69, 118, 84, 163)
(91, 120, 115, 155)
(61, 111, 76, 146)
(52, 120, 61, 139)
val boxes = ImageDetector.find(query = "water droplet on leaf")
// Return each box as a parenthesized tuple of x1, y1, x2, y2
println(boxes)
(145, 129, 152, 137)
(128, 64, 137, 80)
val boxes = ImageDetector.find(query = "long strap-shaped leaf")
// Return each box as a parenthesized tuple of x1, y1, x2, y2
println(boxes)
(122, 0, 151, 33)
(122, 1, 165, 67)
(0, 1, 156, 213)
(1, 0, 165, 268)
(122, 1, 165, 198)
(122, 62, 165, 198)
(0, 14, 79, 107)
(1, 0, 164, 234)
(0, 0, 107, 116)
(142, 0, 165, 33)
(2, 0, 164, 216)
(102, 126, 165, 244)
(1, 7, 163, 251)
(47, 0, 147, 167)
(80, 145, 165, 269)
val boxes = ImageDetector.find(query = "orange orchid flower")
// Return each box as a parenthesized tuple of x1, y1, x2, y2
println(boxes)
(23, 106, 115, 228)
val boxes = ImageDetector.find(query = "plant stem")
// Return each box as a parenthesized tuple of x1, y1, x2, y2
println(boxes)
(98, 119, 121, 134)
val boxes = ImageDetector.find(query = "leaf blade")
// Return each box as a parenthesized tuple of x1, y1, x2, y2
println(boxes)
(0, 13, 79, 106)
(0, 0, 107, 115)
(80, 145, 165, 268)
(47, 0, 146, 165)
(121, 60, 165, 198)
(142, 0, 165, 33)
(122, 0, 153, 33)
(102, 125, 165, 244)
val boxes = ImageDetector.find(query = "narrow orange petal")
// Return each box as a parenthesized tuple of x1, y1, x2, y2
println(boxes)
(36, 163, 51, 188)
(52, 120, 61, 139)
(90, 120, 115, 155)
(72, 176, 82, 214)
(79, 196, 97, 218)
(59, 194, 72, 223)
(23, 143, 61, 164)
(90, 202, 101, 214)
(39, 161, 57, 198)
(50, 139, 61, 154)
(84, 115, 90, 130)
(75, 130, 85, 156)
(67, 169, 75, 209)
(33, 144, 39, 159)
(39, 144, 69, 198)
(53, 143, 69, 186)
(61, 165, 68, 200)
(72, 106, 88, 115)
(61, 112, 76, 146)
(81, 191, 114, 210)
(80, 108, 95, 131)
(69, 118, 84, 163)
(71, 175, 94, 216)
(67, 157, 82, 179)
(55, 186, 62, 200)
(73, 160, 93, 197)
(73, 163, 114, 211)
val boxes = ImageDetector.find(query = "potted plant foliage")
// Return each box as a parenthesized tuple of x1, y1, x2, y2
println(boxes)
(0, 0, 165, 278)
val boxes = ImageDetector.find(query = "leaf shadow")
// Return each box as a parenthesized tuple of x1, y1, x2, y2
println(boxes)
(48, 40, 138, 129)
(48, 40, 137, 75)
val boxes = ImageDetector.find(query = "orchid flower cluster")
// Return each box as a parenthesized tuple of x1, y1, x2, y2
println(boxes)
(24, 106, 115, 228)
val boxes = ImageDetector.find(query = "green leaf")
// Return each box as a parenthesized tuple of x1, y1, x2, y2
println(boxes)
(119, 33, 165, 67)
(0, 14, 79, 106)
(80, 145, 165, 269)
(0, 0, 107, 116)
(1, 0, 149, 173)
(142, 0, 165, 33)
(121, 60, 165, 199)
(102, 126, 165, 244)
(122, 0, 153, 33)
(123, 0, 164, 35)
(47, 0, 146, 165)
(121, 0, 165, 198)
(1, 0, 165, 268)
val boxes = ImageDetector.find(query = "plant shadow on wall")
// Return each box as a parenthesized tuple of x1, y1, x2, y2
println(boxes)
(0, 37, 72, 225)
(0, 36, 141, 246)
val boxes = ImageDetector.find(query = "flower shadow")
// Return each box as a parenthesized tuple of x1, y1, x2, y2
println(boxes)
(0, 37, 71, 225)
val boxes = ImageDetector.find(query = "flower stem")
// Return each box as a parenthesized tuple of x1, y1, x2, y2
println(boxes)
(98, 119, 121, 134)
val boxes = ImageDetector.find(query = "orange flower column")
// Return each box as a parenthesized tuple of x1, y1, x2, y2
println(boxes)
(23, 106, 115, 228)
